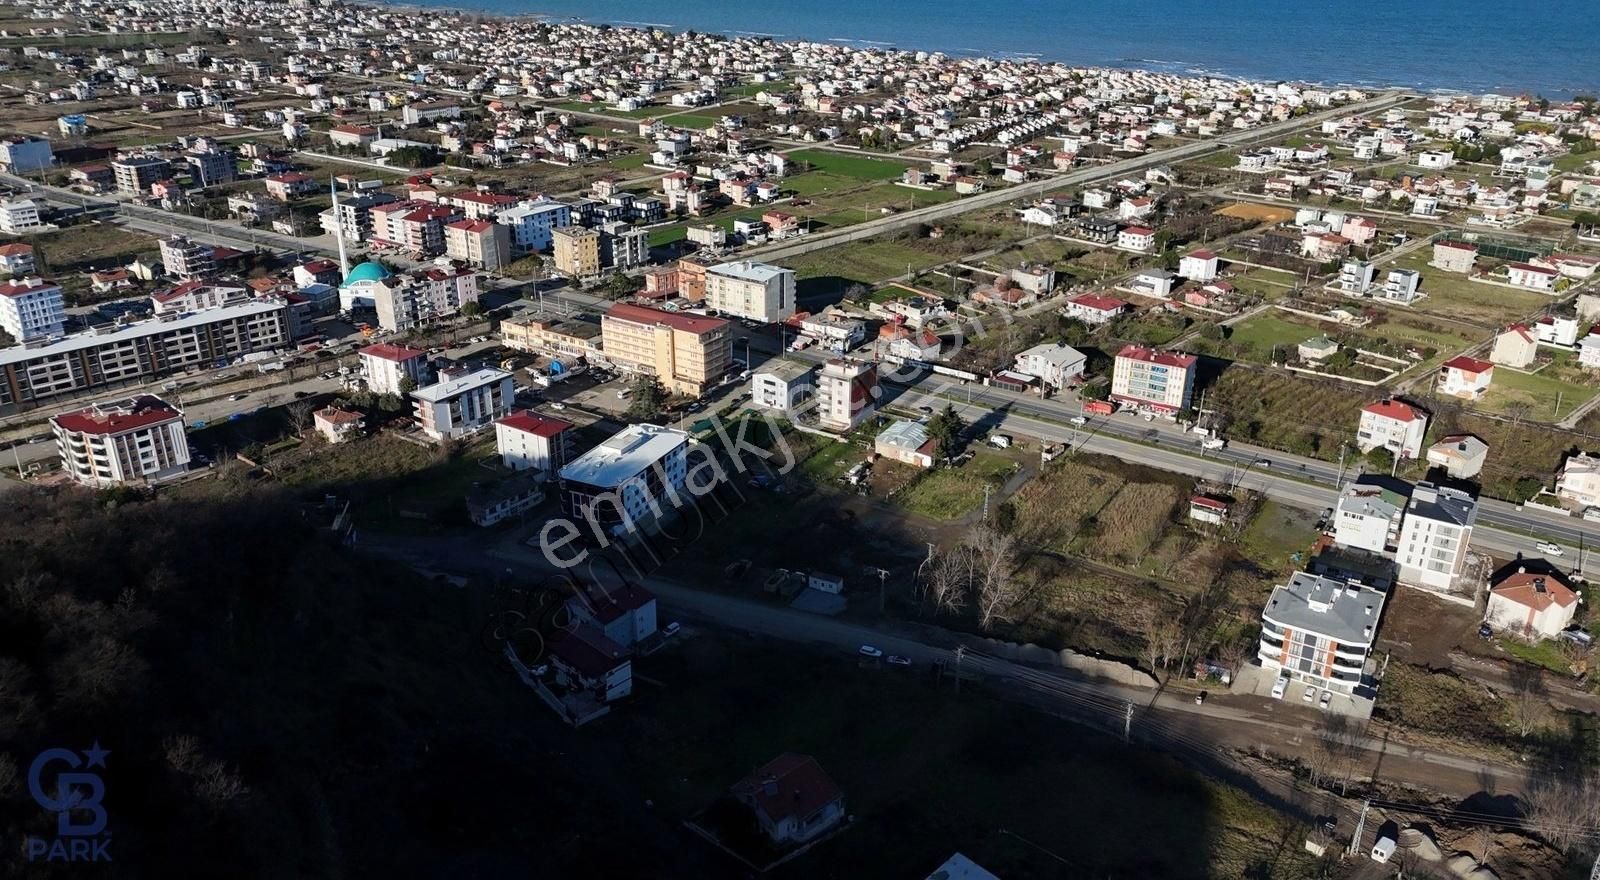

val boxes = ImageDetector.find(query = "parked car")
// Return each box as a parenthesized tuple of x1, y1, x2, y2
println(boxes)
(1270, 676, 1288, 699)
(662, 622, 681, 638)
(227, 393, 249, 401)
(1302, 685, 1316, 703)
(857, 645, 884, 659)
(887, 655, 911, 667)
(1536, 541, 1565, 557)
(1255, 458, 1272, 468)
(1478, 622, 1494, 640)
(1319, 691, 1332, 710)
(548, 402, 567, 410)
(987, 434, 1012, 449)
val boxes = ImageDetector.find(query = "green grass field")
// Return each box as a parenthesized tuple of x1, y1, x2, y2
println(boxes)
(783, 238, 948, 288)
(1392, 253, 1550, 328)
(789, 149, 912, 180)
(1225, 313, 1323, 362)
(896, 452, 1018, 520)
(1477, 366, 1598, 423)
(1556, 149, 1600, 172)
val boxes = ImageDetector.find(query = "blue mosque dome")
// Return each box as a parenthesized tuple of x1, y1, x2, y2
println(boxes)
(340, 260, 392, 288)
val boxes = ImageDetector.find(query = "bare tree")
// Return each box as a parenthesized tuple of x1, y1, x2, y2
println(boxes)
(963, 525, 1018, 631)
(920, 546, 970, 616)
(1523, 772, 1600, 854)
(1503, 398, 1533, 427)
(1216, 631, 1253, 681)
(286, 400, 317, 436)
(1508, 664, 1545, 739)
(1144, 618, 1181, 675)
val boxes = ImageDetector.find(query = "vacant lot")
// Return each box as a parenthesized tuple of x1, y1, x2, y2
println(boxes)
(623, 635, 1322, 879)
(895, 451, 1018, 520)
(1216, 202, 1295, 224)
(1221, 312, 1324, 363)
(1390, 253, 1551, 328)
(783, 237, 950, 296)
(1476, 365, 1598, 423)
(788, 148, 912, 180)
(30, 221, 159, 274)
(1204, 368, 1371, 459)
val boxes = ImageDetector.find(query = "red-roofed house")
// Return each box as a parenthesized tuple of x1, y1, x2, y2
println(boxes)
(1507, 262, 1558, 292)
(1357, 399, 1428, 459)
(1486, 568, 1579, 640)
(51, 395, 189, 487)
(0, 242, 35, 275)
(327, 123, 379, 149)
(1063, 292, 1131, 325)
(1111, 345, 1198, 413)
(1178, 249, 1219, 282)
(1489, 324, 1537, 368)
(359, 342, 431, 395)
(1117, 226, 1155, 252)
(313, 407, 364, 443)
(294, 258, 342, 289)
(1189, 494, 1231, 525)
(730, 754, 846, 846)
(0, 275, 64, 340)
(495, 410, 575, 477)
(1438, 355, 1494, 400)
(264, 171, 317, 201)
(567, 582, 658, 649)
(547, 624, 632, 703)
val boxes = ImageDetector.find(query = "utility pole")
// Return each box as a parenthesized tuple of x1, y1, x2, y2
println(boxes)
(982, 484, 991, 521)
(876, 567, 888, 614)
(1335, 442, 1348, 488)
(952, 644, 965, 694)
(1123, 701, 1134, 744)
(1348, 799, 1372, 856)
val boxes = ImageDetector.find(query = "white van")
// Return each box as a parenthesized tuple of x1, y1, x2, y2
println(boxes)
(987, 434, 1012, 449)
(1370, 835, 1396, 863)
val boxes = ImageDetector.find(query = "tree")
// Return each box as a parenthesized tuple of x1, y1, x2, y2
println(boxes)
(460, 301, 484, 318)
(625, 374, 667, 421)
(398, 376, 418, 395)
(286, 400, 316, 437)
(1363, 445, 1394, 474)
(963, 525, 1017, 631)
(926, 404, 966, 461)
(920, 547, 969, 617)
(1508, 664, 1545, 738)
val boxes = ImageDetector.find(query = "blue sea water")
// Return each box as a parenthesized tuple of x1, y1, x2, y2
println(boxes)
(441, 0, 1600, 98)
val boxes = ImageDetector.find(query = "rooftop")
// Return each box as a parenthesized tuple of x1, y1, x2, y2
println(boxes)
(605, 302, 728, 336)
(1115, 344, 1197, 369)
(410, 368, 510, 403)
(559, 423, 688, 490)
(1407, 481, 1478, 528)
(1263, 571, 1386, 647)
(53, 394, 182, 436)
(0, 299, 287, 368)
(497, 410, 574, 439)
(731, 753, 843, 826)
(709, 259, 791, 283)
(360, 342, 427, 362)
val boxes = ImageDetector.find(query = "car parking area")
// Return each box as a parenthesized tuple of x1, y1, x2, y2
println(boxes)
(1231, 662, 1375, 720)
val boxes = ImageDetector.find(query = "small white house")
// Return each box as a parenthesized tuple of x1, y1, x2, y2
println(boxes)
(1485, 569, 1578, 641)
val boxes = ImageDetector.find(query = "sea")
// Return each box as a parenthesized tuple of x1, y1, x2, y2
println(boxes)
(437, 0, 1600, 98)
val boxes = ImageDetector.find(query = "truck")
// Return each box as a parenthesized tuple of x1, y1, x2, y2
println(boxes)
(1201, 437, 1226, 450)
(257, 361, 285, 373)
(1082, 399, 1116, 416)
(987, 434, 1013, 449)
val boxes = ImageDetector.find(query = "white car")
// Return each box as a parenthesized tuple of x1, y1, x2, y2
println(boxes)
(1069, 415, 1088, 426)
(1536, 541, 1565, 557)
(1270, 676, 1288, 699)
(662, 622, 681, 637)
(1319, 690, 1333, 710)
(857, 645, 884, 659)
(886, 655, 911, 667)
(1302, 685, 1316, 704)
(548, 402, 567, 410)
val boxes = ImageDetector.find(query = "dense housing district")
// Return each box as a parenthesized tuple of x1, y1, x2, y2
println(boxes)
(3, 0, 1600, 877)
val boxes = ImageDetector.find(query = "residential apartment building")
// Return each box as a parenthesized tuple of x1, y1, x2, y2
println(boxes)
(359, 342, 430, 395)
(558, 423, 690, 538)
(1437, 356, 1494, 400)
(1557, 452, 1600, 510)
(0, 299, 290, 412)
(264, 171, 317, 201)
(149, 281, 249, 315)
(552, 226, 601, 278)
(599, 222, 649, 270)
(372, 267, 480, 333)
(1356, 399, 1428, 460)
(815, 358, 879, 433)
(1258, 571, 1386, 695)
(1332, 476, 1410, 555)
(319, 191, 400, 243)
(112, 155, 170, 194)
(51, 394, 189, 487)
(0, 277, 65, 341)
(749, 359, 816, 414)
(1014, 343, 1086, 390)
(495, 410, 575, 477)
(704, 260, 796, 323)
(495, 199, 571, 254)
(0, 199, 42, 234)
(185, 148, 236, 187)
(0, 243, 36, 275)
(159, 235, 216, 279)
(1490, 324, 1537, 368)
(1110, 345, 1197, 413)
(600, 303, 731, 396)
(444, 218, 511, 271)
(410, 368, 514, 441)
(368, 200, 460, 256)
(500, 313, 605, 361)
(1395, 482, 1478, 592)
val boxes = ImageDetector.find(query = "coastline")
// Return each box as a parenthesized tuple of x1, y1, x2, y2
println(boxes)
(356, 0, 1597, 99)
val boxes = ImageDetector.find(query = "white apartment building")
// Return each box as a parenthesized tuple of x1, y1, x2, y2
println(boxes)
(705, 260, 796, 323)
(372, 267, 480, 332)
(410, 368, 514, 441)
(52, 395, 190, 487)
(0, 199, 43, 234)
(815, 358, 878, 433)
(558, 423, 690, 538)
(749, 359, 816, 415)
(1332, 477, 1409, 555)
(1110, 345, 1197, 413)
(1259, 572, 1386, 695)
(358, 342, 430, 395)
(495, 199, 571, 254)
(0, 277, 65, 341)
(1395, 482, 1478, 592)
(1013, 343, 1086, 390)
(495, 410, 575, 478)
(1356, 399, 1428, 459)
(1557, 452, 1600, 510)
